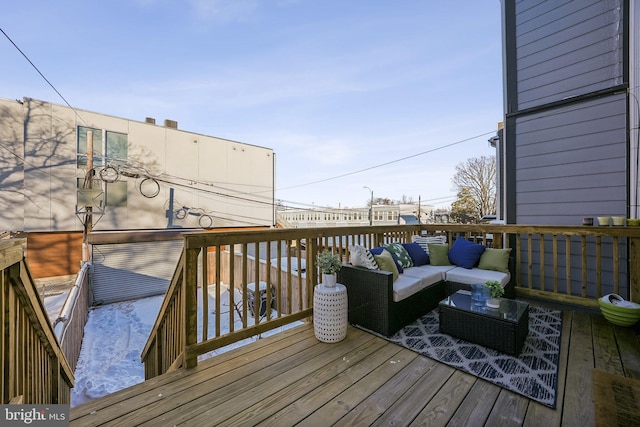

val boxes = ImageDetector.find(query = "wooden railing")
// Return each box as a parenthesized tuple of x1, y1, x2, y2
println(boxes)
(0, 239, 74, 404)
(141, 224, 640, 378)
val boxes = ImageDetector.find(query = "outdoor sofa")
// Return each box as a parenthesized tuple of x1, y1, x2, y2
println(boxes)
(337, 236, 514, 336)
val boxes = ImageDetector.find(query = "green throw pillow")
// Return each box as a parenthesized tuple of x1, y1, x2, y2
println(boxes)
(478, 248, 512, 273)
(374, 249, 399, 281)
(383, 242, 414, 268)
(427, 243, 451, 266)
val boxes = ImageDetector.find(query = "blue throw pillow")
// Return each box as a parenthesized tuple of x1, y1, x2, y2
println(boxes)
(370, 246, 403, 273)
(448, 237, 485, 269)
(402, 242, 429, 266)
(369, 247, 384, 256)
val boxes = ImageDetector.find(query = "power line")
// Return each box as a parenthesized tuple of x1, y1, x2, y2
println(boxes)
(0, 27, 87, 125)
(276, 130, 496, 191)
(0, 26, 488, 216)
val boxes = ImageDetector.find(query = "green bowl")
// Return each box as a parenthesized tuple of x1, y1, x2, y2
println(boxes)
(599, 295, 640, 326)
(627, 218, 640, 226)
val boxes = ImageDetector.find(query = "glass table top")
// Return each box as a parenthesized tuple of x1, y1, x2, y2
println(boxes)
(439, 290, 529, 322)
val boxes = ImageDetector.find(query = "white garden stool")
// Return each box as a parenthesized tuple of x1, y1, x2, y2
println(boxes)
(313, 283, 348, 343)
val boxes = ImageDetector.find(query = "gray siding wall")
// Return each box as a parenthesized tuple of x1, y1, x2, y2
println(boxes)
(515, 93, 627, 225)
(515, 0, 624, 110)
(505, 0, 630, 298)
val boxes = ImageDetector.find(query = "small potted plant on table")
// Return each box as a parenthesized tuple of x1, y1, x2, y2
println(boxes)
(483, 280, 504, 308)
(317, 250, 342, 288)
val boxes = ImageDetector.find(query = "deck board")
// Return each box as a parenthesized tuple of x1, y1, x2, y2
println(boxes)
(447, 380, 500, 427)
(562, 311, 596, 427)
(293, 348, 423, 427)
(70, 307, 640, 426)
(233, 338, 391, 425)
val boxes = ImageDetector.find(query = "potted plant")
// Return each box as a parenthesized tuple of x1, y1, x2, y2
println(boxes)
(483, 280, 504, 308)
(317, 250, 342, 287)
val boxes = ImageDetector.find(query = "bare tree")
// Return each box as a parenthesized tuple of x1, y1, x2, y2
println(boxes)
(398, 195, 415, 204)
(451, 156, 496, 221)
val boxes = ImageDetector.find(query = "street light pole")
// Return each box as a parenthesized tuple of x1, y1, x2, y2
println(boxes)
(363, 186, 373, 225)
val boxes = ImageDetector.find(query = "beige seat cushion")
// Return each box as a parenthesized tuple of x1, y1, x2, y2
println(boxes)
(445, 267, 510, 287)
(393, 265, 455, 302)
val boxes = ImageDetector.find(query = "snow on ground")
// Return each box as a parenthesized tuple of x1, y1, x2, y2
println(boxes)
(63, 284, 302, 408)
(44, 290, 70, 321)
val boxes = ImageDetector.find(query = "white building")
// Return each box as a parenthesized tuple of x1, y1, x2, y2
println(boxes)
(0, 96, 275, 278)
(0, 97, 275, 232)
(277, 203, 439, 228)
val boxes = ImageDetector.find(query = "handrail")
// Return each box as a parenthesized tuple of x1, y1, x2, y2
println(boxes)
(141, 224, 640, 378)
(1, 239, 74, 404)
(53, 262, 91, 371)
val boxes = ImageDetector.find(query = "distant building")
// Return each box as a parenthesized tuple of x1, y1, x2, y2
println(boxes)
(0, 96, 275, 277)
(277, 203, 443, 228)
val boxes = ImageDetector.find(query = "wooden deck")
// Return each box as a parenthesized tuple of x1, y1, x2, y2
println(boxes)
(70, 305, 640, 426)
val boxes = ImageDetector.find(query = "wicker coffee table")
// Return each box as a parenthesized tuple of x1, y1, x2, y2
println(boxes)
(439, 290, 529, 356)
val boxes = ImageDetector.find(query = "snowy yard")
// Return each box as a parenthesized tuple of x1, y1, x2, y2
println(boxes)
(45, 284, 302, 408)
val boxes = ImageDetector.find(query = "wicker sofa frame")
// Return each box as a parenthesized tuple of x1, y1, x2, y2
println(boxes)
(337, 263, 515, 337)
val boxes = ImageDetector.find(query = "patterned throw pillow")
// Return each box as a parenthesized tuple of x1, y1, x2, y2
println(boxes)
(383, 242, 414, 268)
(412, 235, 447, 255)
(348, 245, 378, 269)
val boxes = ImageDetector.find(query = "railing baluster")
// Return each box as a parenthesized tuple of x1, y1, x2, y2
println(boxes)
(242, 243, 248, 329)
(266, 239, 272, 322)
(229, 246, 236, 333)
(596, 236, 602, 297)
(527, 234, 533, 289)
(202, 247, 209, 341)
(581, 235, 588, 298)
(286, 240, 292, 314)
(276, 240, 282, 315)
(539, 234, 545, 291)
(613, 236, 620, 295)
(253, 242, 260, 324)
(552, 234, 559, 294)
(565, 236, 572, 296)
(213, 245, 220, 338)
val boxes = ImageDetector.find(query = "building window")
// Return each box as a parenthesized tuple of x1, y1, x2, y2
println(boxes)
(77, 126, 103, 167)
(77, 126, 129, 207)
(106, 181, 128, 207)
(106, 131, 128, 165)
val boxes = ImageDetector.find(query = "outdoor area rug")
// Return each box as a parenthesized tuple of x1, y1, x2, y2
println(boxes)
(363, 305, 562, 408)
(593, 368, 640, 427)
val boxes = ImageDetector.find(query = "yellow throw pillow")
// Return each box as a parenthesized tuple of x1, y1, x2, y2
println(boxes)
(374, 249, 399, 281)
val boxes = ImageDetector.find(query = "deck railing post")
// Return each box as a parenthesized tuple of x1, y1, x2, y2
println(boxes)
(183, 246, 199, 369)
(630, 237, 640, 303)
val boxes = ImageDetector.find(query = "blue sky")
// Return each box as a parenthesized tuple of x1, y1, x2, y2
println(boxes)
(1, 0, 503, 210)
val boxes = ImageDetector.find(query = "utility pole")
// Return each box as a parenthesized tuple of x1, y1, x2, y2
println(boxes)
(364, 186, 373, 225)
(82, 131, 93, 263)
